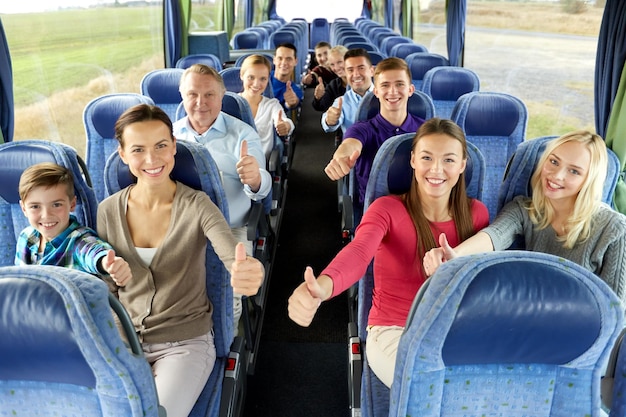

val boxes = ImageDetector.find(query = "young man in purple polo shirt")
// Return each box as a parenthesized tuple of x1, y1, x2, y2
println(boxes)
(324, 57, 425, 211)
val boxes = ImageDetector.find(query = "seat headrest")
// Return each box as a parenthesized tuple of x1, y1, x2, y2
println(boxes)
(0, 277, 96, 387)
(0, 143, 61, 203)
(442, 260, 601, 365)
(464, 95, 522, 136)
(91, 96, 144, 138)
(142, 70, 183, 103)
(430, 70, 477, 101)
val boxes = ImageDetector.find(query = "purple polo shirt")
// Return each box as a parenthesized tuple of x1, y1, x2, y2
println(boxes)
(344, 113, 425, 205)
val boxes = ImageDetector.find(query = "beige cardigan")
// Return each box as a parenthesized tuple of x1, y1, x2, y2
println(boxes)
(97, 182, 238, 343)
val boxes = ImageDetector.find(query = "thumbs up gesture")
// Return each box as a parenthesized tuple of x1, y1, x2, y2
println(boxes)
(324, 145, 360, 180)
(325, 96, 343, 127)
(302, 70, 315, 86)
(314, 76, 325, 100)
(288, 267, 329, 327)
(100, 249, 132, 286)
(423, 233, 457, 277)
(275, 110, 290, 137)
(236, 139, 261, 192)
(230, 242, 264, 296)
(283, 80, 299, 109)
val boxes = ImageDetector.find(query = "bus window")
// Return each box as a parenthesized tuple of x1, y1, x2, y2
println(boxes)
(1, 2, 164, 156)
(417, 0, 603, 138)
(275, 0, 363, 22)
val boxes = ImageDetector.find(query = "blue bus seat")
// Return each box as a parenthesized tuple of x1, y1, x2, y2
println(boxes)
(451, 91, 527, 221)
(379, 36, 413, 57)
(176, 53, 223, 70)
(421, 66, 480, 119)
(404, 52, 450, 90)
(310, 18, 330, 49)
(83, 93, 155, 202)
(232, 30, 265, 50)
(140, 68, 185, 121)
(0, 265, 164, 417)
(388, 43, 428, 59)
(389, 251, 624, 417)
(0, 140, 99, 266)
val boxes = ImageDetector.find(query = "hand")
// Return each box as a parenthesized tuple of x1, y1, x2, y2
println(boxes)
(275, 110, 290, 137)
(302, 70, 315, 85)
(101, 249, 132, 286)
(283, 80, 299, 109)
(325, 97, 342, 126)
(324, 148, 360, 180)
(236, 140, 262, 192)
(423, 233, 457, 277)
(314, 76, 325, 100)
(230, 242, 264, 296)
(288, 267, 325, 327)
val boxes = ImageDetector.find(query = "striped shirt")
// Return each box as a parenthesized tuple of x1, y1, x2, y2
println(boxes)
(15, 215, 112, 275)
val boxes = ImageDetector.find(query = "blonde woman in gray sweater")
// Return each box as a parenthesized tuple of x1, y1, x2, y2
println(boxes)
(424, 131, 626, 302)
(97, 104, 264, 417)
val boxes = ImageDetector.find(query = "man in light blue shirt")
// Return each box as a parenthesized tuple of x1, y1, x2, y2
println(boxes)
(321, 49, 374, 134)
(173, 64, 271, 232)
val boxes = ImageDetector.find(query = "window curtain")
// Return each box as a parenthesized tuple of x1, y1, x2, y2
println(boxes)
(164, 0, 190, 68)
(446, 0, 466, 66)
(596, 0, 626, 213)
(0, 18, 13, 143)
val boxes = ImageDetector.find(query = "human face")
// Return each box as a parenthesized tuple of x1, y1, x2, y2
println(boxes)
(118, 120, 177, 186)
(344, 56, 374, 95)
(315, 46, 330, 67)
(273, 46, 297, 79)
(20, 184, 76, 243)
(328, 52, 345, 78)
(410, 133, 466, 201)
(180, 72, 224, 134)
(540, 140, 590, 207)
(374, 69, 415, 113)
(241, 64, 270, 97)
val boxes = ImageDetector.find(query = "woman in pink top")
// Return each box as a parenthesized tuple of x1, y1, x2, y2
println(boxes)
(288, 118, 490, 387)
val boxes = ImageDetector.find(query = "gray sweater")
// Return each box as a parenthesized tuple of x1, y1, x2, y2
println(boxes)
(484, 196, 626, 302)
(97, 182, 238, 343)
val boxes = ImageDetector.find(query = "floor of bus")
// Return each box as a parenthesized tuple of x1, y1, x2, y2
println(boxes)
(242, 88, 351, 417)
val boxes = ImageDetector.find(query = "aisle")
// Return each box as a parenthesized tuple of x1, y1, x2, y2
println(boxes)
(242, 89, 351, 417)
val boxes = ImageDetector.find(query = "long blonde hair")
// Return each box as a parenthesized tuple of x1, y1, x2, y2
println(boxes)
(527, 130, 608, 249)
(403, 118, 474, 261)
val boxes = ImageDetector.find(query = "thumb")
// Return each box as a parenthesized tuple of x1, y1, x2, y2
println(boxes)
(349, 149, 360, 164)
(103, 249, 115, 270)
(438, 233, 455, 260)
(235, 242, 247, 262)
(337, 96, 343, 109)
(286, 80, 292, 90)
(277, 110, 284, 121)
(318, 76, 324, 86)
(303, 266, 323, 299)
(240, 140, 248, 158)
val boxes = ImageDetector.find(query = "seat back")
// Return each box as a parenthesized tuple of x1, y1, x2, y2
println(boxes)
(421, 66, 480, 119)
(389, 251, 624, 417)
(451, 91, 527, 221)
(310, 18, 330, 49)
(0, 265, 162, 416)
(104, 139, 233, 417)
(140, 68, 184, 121)
(405, 52, 450, 90)
(232, 30, 264, 50)
(175, 53, 222, 70)
(389, 43, 428, 59)
(498, 135, 620, 213)
(380, 36, 413, 57)
(356, 90, 435, 122)
(0, 140, 98, 266)
(83, 93, 155, 202)
(355, 132, 486, 417)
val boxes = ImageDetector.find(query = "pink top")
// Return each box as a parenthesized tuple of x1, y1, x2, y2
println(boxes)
(322, 195, 489, 327)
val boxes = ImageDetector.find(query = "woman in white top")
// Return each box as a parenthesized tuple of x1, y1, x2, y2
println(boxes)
(239, 54, 295, 159)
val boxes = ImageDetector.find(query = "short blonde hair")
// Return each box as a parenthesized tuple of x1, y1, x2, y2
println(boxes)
(528, 130, 608, 248)
(239, 54, 272, 76)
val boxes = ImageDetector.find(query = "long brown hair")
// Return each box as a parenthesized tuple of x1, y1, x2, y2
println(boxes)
(402, 118, 475, 260)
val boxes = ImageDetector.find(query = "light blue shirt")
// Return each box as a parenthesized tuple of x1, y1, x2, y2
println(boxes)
(321, 84, 374, 134)
(173, 112, 271, 228)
